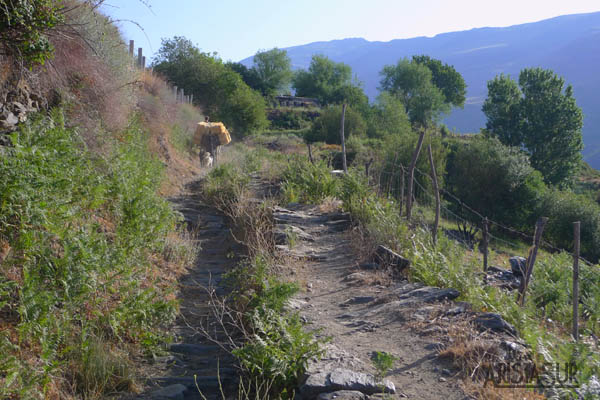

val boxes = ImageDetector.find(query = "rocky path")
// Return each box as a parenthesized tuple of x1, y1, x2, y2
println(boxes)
(129, 179, 529, 400)
(133, 180, 243, 400)
(274, 203, 523, 400)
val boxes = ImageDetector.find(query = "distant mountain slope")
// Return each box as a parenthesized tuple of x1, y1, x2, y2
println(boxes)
(241, 12, 600, 168)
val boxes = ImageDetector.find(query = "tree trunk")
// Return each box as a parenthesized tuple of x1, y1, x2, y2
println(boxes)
(406, 127, 426, 220)
(307, 142, 314, 164)
(427, 143, 440, 245)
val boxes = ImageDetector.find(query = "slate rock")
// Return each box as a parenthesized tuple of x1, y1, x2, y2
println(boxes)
(341, 296, 376, 306)
(445, 302, 471, 316)
(150, 376, 220, 389)
(330, 369, 395, 395)
(499, 340, 530, 362)
(486, 266, 505, 274)
(316, 390, 367, 400)
(1, 111, 18, 129)
(168, 343, 219, 356)
(300, 371, 330, 397)
(327, 212, 351, 222)
(373, 245, 410, 273)
(149, 384, 187, 399)
(274, 224, 314, 244)
(327, 219, 352, 232)
(299, 369, 395, 397)
(509, 256, 527, 277)
(358, 262, 379, 270)
(473, 313, 517, 336)
(398, 286, 459, 303)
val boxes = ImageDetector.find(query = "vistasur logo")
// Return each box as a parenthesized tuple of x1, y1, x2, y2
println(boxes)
(482, 361, 579, 389)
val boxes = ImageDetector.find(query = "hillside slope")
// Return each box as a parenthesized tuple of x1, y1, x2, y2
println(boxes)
(241, 12, 600, 167)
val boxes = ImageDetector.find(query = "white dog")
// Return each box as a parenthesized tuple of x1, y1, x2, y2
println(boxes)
(200, 151, 213, 168)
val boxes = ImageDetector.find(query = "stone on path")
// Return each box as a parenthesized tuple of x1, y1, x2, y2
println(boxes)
(148, 384, 187, 399)
(374, 245, 410, 274)
(299, 368, 395, 398)
(473, 313, 517, 336)
(316, 390, 367, 400)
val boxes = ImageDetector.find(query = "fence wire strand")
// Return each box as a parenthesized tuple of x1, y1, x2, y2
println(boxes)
(371, 160, 595, 266)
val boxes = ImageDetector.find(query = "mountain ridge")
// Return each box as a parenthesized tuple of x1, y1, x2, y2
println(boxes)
(241, 11, 600, 168)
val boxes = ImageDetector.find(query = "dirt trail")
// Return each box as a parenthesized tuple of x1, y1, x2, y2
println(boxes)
(129, 178, 519, 400)
(130, 180, 242, 400)
(274, 203, 471, 400)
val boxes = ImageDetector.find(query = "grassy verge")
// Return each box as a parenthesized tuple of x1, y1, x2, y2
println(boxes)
(280, 158, 600, 396)
(0, 110, 194, 399)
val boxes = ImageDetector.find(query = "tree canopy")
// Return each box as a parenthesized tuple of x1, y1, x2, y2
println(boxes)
(412, 55, 466, 108)
(252, 48, 293, 97)
(153, 36, 267, 135)
(483, 68, 584, 186)
(292, 55, 368, 109)
(379, 58, 449, 127)
(481, 74, 522, 147)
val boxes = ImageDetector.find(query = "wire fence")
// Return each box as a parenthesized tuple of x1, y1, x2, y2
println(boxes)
(366, 158, 595, 267)
(128, 39, 193, 105)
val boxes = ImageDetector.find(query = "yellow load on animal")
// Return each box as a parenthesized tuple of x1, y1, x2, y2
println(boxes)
(193, 122, 231, 147)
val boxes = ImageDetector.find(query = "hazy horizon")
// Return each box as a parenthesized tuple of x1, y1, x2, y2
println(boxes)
(102, 1, 600, 62)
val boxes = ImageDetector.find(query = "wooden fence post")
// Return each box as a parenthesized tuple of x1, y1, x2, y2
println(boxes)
(307, 142, 314, 164)
(482, 217, 489, 271)
(518, 217, 549, 306)
(573, 221, 581, 341)
(137, 48, 143, 69)
(427, 143, 440, 245)
(173, 86, 178, 102)
(129, 40, 134, 57)
(406, 128, 426, 221)
(190, 94, 193, 104)
(142, 56, 146, 70)
(340, 103, 348, 173)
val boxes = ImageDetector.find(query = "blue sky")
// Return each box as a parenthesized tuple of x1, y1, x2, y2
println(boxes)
(101, 0, 600, 62)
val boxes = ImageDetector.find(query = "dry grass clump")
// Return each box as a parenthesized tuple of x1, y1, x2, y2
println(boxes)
(436, 321, 544, 400)
(438, 321, 505, 379)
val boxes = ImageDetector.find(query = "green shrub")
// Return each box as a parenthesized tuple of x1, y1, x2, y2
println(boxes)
(365, 92, 412, 139)
(202, 163, 250, 211)
(379, 132, 447, 201)
(445, 136, 545, 228)
(0, 111, 179, 397)
(268, 109, 313, 130)
(233, 307, 323, 397)
(537, 189, 600, 261)
(306, 104, 366, 144)
(0, 0, 64, 64)
(223, 245, 323, 399)
(282, 158, 340, 204)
